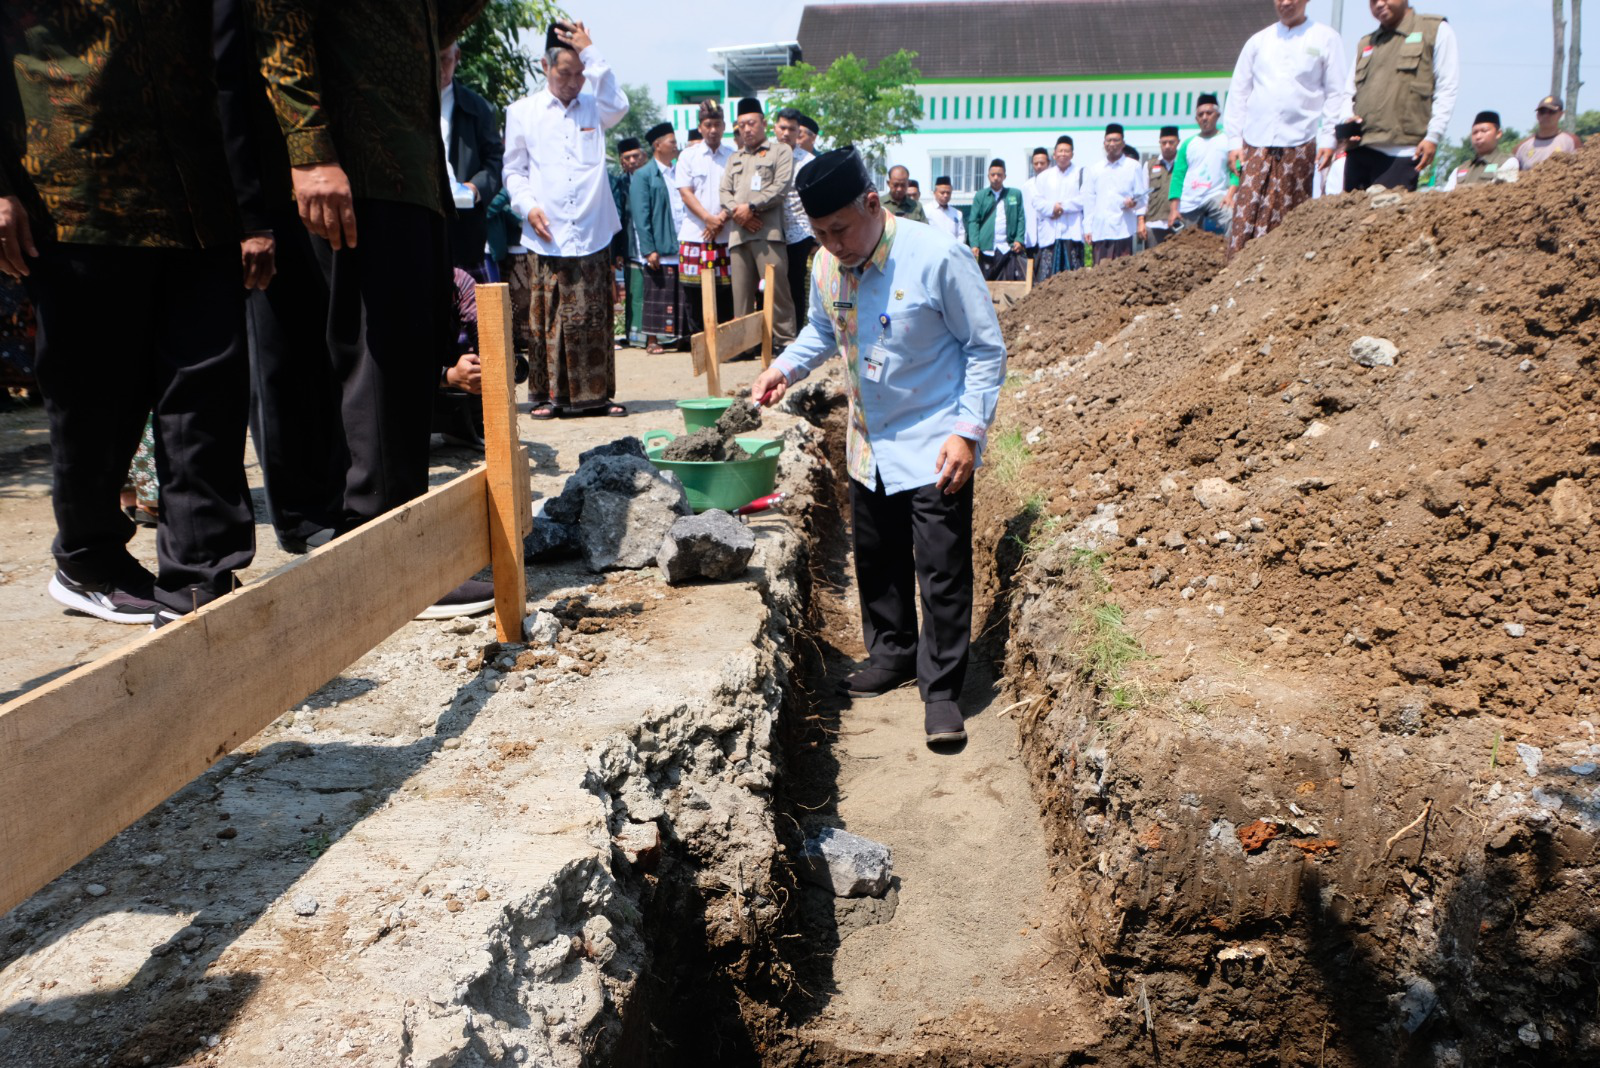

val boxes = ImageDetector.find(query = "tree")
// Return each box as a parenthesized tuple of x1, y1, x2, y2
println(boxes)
(605, 84, 665, 166)
(768, 50, 923, 173)
(1575, 109, 1600, 137)
(1552, 0, 1585, 132)
(456, 0, 567, 114)
(1567, 0, 1585, 130)
(1554, 0, 1568, 101)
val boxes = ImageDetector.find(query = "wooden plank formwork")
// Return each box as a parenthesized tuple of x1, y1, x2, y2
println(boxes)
(688, 262, 778, 395)
(0, 283, 531, 916)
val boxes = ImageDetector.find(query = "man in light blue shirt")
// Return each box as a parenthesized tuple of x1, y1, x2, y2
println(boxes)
(749, 148, 1007, 745)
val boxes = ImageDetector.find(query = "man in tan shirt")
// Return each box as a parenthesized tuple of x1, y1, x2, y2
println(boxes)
(719, 97, 796, 347)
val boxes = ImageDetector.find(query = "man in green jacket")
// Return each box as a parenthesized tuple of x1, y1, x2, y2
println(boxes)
(966, 159, 1027, 281)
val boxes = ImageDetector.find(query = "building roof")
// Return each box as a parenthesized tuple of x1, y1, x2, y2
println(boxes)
(797, 0, 1267, 80)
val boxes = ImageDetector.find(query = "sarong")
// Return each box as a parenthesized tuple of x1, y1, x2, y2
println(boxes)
(1228, 141, 1317, 260)
(678, 240, 731, 286)
(1035, 239, 1084, 281)
(504, 253, 534, 355)
(640, 262, 689, 341)
(528, 248, 616, 411)
(0, 276, 35, 391)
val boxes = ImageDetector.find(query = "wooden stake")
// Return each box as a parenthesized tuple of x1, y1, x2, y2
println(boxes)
(760, 261, 776, 368)
(476, 283, 530, 643)
(701, 273, 722, 397)
(0, 469, 491, 916)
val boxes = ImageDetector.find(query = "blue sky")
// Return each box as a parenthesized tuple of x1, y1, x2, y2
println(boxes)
(576, 0, 1595, 144)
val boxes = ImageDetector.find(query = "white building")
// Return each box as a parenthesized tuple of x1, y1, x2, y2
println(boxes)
(686, 0, 1268, 207)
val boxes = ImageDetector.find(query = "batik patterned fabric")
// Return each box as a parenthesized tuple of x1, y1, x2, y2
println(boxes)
(0, 0, 241, 249)
(126, 416, 159, 511)
(528, 250, 616, 410)
(677, 241, 732, 284)
(1227, 142, 1318, 261)
(0, 278, 35, 389)
(251, 0, 487, 213)
(504, 254, 535, 354)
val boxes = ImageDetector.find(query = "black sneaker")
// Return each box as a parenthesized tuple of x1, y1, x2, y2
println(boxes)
(48, 570, 161, 625)
(416, 578, 496, 620)
(280, 527, 336, 555)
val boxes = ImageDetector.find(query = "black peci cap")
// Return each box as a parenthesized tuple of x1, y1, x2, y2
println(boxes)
(1160, 125, 1180, 138)
(645, 122, 674, 145)
(934, 175, 952, 186)
(1474, 110, 1502, 128)
(797, 147, 872, 218)
(799, 112, 819, 134)
(617, 137, 641, 154)
(1105, 123, 1125, 136)
(688, 128, 703, 142)
(1056, 135, 1074, 148)
(736, 97, 764, 117)
(1197, 93, 1219, 108)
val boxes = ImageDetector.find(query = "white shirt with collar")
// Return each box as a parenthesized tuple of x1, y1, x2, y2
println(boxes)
(781, 145, 815, 244)
(502, 45, 629, 258)
(1021, 173, 1042, 247)
(928, 201, 964, 240)
(1226, 18, 1351, 152)
(1034, 161, 1085, 243)
(991, 190, 1010, 252)
(1083, 155, 1147, 241)
(675, 139, 734, 244)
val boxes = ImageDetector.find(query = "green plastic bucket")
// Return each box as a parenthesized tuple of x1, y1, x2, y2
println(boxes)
(642, 430, 784, 513)
(676, 396, 734, 433)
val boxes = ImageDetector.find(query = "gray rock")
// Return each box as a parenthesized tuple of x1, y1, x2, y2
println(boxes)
(1503, 622, 1527, 638)
(85, 883, 107, 898)
(657, 510, 756, 585)
(1351, 336, 1398, 367)
(1517, 742, 1542, 778)
(522, 516, 579, 562)
(1193, 477, 1246, 511)
(577, 435, 646, 467)
(545, 453, 681, 525)
(292, 894, 318, 917)
(800, 826, 893, 898)
(1369, 190, 1404, 209)
(1395, 975, 1437, 1033)
(522, 610, 561, 646)
(545, 454, 692, 570)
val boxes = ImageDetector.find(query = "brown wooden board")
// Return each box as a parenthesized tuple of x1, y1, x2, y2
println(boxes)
(476, 283, 531, 642)
(0, 469, 491, 915)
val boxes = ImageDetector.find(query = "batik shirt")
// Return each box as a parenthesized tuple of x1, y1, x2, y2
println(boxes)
(772, 215, 1007, 493)
(252, 0, 487, 214)
(1, 0, 241, 248)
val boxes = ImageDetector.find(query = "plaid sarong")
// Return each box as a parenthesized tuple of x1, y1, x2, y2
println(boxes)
(640, 262, 688, 341)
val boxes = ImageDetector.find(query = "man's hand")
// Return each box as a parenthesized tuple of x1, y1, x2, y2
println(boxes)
(464, 181, 479, 205)
(645, 251, 660, 269)
(1412, 139, 1438, 173)
(1010, 240, 1024, 254)
(551, 19, 593, 52)
(1122, 196, 1136, 210)
(1051, 203, 1064, 218)
(1316, 148, 1335, 172)
(0, 196, 37, 279)
(935, 434, 977, 495)
(1137, 219, 1148, 243)
(1167, 204, 1181, 227)
(749, 366, 788, 408)
(445, 352, 483, 394)
(240, 234, 276, 290)
(731, 203, 758, 231)
(1227, 148, 1242, 173)
(526, 206, 553, 241)
(291, 162, 358, 250)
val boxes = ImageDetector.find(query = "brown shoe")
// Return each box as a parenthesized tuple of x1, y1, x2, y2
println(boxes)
(924, 700, 967, 744)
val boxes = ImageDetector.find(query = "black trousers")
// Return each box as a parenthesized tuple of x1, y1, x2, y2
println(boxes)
(683, 278, 734, 339)
(246, 202, 346, 545)
(28, 243, 254, 608)
(849, 474, 974, 702)
(306, 198, 449, 528)
(786, 236, 816, 328)
(1342, 146, 1421, 193)
(978, 249, 1026, 281)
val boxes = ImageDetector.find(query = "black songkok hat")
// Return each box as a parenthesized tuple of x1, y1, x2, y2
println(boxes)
(1032, 145, 1049, 158)
(1055, 134, 1074, 148)
(799, 112, 819, 134)
(1124, 145, 1141, 160)
(645, 122, 674, 145)
(1160, 125, 1180, 138)
(1105, 123, 1125, 136)
(617, 137, 642, 155)
(1474, 110, 1502, 128)
(736, 96, 764, 117)
(1196, 93, 1219, 108)
(988, 157, 1006, 171)
(797, 147, 872, 218)
(688, 128, 703, 142)
(934, 175, 952, 186)
(545, 22, 572, 53)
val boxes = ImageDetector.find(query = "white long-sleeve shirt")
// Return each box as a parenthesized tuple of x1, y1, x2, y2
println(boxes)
(1083, 155, 1146, 241)
(675, 140, 734, 244)
(502, 46, 629, 257)
(1021, 174, 1041, 247)
(927, 201, 964, 240)
(1349, 19, 1460, 155)
(1225, 19, 1350, 151)
(1033, 161, 1085, 243)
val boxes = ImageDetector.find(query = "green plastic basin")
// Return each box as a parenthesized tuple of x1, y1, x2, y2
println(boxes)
(642, 430, 784, 513)
(676, 396, 734, 433)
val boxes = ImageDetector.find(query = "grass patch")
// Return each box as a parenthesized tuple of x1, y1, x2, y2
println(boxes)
(987, 426, 1031, 485)
(1063, 549, 1154, 715)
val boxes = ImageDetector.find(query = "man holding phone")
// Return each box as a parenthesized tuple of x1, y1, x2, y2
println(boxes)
(1341, 0, 1459, 192)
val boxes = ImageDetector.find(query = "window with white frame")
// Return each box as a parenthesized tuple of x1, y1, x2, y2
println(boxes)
(929, 153, 990, 195)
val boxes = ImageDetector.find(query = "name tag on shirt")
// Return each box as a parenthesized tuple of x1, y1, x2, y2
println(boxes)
(750, 171, 763, 192)
(863, 346, 887, 383)
(1405, 32, 1424, 43)
(1306, 46, 1322, 57)
(832, 300, 854, 310)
